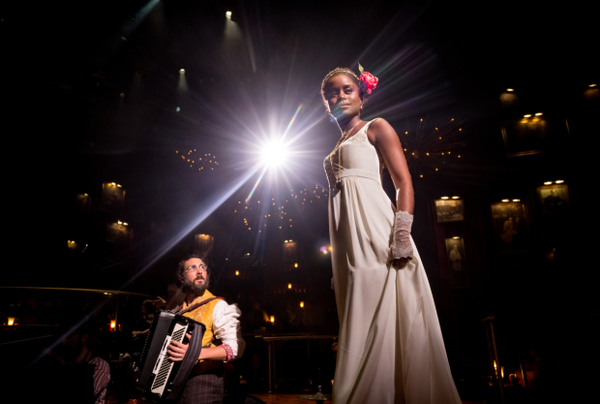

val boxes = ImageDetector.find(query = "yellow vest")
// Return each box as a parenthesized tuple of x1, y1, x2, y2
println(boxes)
(180, 290, 223, 372)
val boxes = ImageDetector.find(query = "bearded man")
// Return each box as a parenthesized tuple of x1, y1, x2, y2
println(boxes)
(167, 253, 245, 404)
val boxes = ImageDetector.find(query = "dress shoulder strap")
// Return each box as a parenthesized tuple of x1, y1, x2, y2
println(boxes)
(364, 118, 382, 131)
(346, 120, 373, 146)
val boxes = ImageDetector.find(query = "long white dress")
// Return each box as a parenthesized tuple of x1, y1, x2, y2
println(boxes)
(324, 119, 462, 404)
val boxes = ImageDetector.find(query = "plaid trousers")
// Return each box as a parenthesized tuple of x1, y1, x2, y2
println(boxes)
(177, 364, 224, 404)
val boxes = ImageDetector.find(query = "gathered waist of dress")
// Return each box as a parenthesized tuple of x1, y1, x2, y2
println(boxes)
(337, 168, 380, 183)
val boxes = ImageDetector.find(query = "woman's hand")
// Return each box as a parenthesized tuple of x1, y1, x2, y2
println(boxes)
(167, 333, 191, 361)
(392, 257, 412, 269)
(391, 211, 415, 261)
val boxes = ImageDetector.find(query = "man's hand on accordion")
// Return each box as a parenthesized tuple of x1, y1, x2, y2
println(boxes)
(167, 333, 192, 362)
(168, 332, 228, 362)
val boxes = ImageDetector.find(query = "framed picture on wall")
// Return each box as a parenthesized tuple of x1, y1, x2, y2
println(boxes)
(75, 193, 91, 214)
(106, 222, 131, 244)
(100, 182, 126, 214)
(536, 184, 569, 214)
(445, 237, 469, 288)
(434, 199, 465, 223)
(500, 115, 568, 157)
(490, 201, 529, 252)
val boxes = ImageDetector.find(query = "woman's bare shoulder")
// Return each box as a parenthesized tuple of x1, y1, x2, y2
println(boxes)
(368, 118, 398, 142)
(369, 117, 390, 129)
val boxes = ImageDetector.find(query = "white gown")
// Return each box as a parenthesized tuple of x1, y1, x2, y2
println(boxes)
(324, 119, 462, 404)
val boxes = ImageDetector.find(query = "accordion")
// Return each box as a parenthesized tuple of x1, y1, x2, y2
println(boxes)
(135, 311, 206, 401)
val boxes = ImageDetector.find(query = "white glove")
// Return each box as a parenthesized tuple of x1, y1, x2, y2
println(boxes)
(391, 210, 414, 260)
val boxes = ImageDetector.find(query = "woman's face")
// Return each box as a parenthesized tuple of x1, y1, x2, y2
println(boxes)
(323, 74, 362, 119)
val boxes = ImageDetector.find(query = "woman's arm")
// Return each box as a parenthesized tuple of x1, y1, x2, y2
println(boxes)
(368, 118, 414, 214)
(368, 118, 415, 268)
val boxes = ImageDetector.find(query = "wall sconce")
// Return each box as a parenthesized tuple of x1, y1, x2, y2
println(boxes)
(500, 89, 519, 106)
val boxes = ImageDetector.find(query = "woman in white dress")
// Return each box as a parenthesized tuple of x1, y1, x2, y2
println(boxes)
(321, 67, 462, 404)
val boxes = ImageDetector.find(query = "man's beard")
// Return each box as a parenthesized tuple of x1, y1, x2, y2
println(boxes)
(182, 275, 209, 297)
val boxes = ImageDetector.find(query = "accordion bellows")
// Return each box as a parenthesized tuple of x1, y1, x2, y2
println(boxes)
(135, 311, 206, 401)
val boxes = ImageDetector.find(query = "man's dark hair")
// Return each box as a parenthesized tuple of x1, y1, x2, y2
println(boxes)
(177, 252, 211, 282)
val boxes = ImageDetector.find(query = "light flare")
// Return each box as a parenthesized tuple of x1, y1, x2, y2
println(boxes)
(245, 166, 268, 204)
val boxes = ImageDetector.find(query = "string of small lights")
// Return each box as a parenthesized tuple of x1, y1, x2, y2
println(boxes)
(175, 150, 219, 171)
(233, 184, 329, 232)
(399, 117, 465, 179)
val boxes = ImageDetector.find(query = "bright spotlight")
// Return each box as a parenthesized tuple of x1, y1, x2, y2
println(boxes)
(226, 11, 232, 19)
(261, 140, 288, 168)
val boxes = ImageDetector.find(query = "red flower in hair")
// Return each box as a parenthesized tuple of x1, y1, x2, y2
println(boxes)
(359, 72, 378, 94)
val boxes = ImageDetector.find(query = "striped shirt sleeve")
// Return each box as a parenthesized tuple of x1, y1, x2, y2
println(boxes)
(89, 357, 111, 404)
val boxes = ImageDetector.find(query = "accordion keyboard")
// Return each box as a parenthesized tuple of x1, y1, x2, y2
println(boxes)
(150, 321, 188, 395)
(135, 310, 205, 401)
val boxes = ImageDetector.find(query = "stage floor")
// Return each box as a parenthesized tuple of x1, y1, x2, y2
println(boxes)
(237, 393, 327, 403)
(121, 393, 480, 403)
(225, 393, 481, 404)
